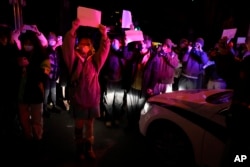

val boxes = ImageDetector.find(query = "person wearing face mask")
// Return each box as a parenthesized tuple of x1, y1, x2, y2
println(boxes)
(154, 38, 179, 94)
(178, 37, 209, 90)
(62, 18, 110, 160)
(43, 32, 61, 117)
(55, 36, 71, 112)
(23, 44, 33, 51)
(17, 31, 50, 152)
(124, 35, 160, 131)
(99, 36, 126, 128)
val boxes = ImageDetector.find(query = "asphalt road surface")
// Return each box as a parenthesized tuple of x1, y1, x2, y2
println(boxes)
(1, 107, 154, 167)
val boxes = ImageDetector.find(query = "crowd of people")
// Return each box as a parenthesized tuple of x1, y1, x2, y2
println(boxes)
(0, 14, 250, 163)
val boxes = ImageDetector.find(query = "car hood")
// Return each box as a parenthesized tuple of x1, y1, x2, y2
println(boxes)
(147, 89, 232, 118)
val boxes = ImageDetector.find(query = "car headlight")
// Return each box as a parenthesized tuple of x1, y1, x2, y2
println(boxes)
(141, 102, 152, 115)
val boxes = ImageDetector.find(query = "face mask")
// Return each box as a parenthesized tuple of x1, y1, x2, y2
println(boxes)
(112, 43, 119, 51)
(82, 46, 90, 54)
(23, 45, 34, 52)
(49, 40, 56, 46)
(112, 39, 120, 51)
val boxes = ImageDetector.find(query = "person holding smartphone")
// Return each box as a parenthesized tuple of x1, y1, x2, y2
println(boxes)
(178, 37, 209, 90)
(56, 35, 71, 112)
(43, 32, 62, 117)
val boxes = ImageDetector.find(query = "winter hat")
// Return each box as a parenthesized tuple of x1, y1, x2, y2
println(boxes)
(195, 37, 204, 47)
(163, 38, 176, 48)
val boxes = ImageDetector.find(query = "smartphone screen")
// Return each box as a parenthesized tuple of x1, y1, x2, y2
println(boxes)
(57, 36, 62, 41)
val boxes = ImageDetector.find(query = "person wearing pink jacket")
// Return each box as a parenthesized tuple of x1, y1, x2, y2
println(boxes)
(62, 18, 110, 160)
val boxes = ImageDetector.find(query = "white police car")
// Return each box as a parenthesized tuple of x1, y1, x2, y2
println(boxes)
(139, 89, 233, 167)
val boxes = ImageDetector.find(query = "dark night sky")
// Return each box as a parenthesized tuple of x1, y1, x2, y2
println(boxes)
(1, 0, 249, 48)
(18, 0, 199, 42)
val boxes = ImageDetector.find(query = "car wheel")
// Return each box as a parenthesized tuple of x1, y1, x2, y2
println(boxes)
(146, 120, 195, 167)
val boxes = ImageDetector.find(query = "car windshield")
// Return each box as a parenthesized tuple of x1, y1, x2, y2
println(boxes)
(205, 90, 233, 104)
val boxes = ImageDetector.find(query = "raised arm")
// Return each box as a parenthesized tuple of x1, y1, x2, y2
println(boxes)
(62, 19, 79, 74)
(92, 24, 110, 72)
(32, 25, 48, 48)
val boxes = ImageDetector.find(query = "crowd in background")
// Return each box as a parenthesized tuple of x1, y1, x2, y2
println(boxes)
(0, 13, 250, 162)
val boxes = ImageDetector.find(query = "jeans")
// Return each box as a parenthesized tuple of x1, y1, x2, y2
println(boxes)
(44, 79, 57, 106)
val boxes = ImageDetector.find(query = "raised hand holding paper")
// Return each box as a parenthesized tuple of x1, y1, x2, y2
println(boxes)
(221, 28, 237, 40)
(125, 30, 144, 43)
(237, 37, 246, 44)
(122, 10, 133, 29)
(77, 6, 101, 28)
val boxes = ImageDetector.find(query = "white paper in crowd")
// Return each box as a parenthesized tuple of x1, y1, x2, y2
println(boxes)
(221, 28, 237, 39)
(125, 30, 144, 42)
(237, 37, 246, 44)
(122, 10, 132, 29)
(77, 6, 101, 28)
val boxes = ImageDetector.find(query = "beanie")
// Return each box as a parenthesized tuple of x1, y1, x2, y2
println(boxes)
(195, 37, 204, 47)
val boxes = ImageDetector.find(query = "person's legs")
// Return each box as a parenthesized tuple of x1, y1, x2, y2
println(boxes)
(85, 118, 96, 160)
(178, 76, 187, 90)
(30, 103, 43, 140)
(126, 88, 143, 130)
(207, 80, 214, 89)
(172, 77, 180, 91)
(187, 78, 197, 90)
(43, 80, 50, 116)
(50, 80, 57, 107)
(126, 88, 136, 127)
(61, 85, 66, 99)
(135, 94, 146, 127)
(18, 103, 32, 140)
(103, 83, 115, 127)
(74, 118, 85, 160)
(73, 105, 99, 160)
(113, 87, 124, 126)
(62, 85, 70, 111)
(49, 80, 61, 113)
(84, 106, 100, 160)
